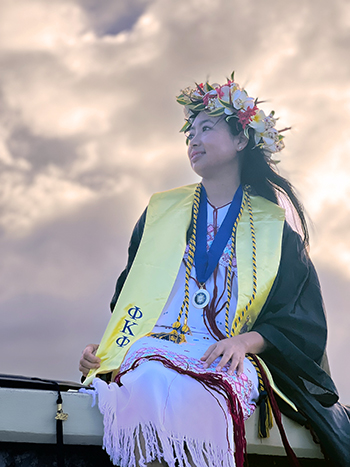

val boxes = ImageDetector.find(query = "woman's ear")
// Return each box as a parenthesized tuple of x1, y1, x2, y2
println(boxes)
(237, 132, 248, 151)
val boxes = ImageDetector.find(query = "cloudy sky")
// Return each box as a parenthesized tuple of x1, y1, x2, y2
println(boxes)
(0, 0, 349, 403)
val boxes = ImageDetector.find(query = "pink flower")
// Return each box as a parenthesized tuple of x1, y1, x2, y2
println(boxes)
(215, 86, 224, 98)
(203, 90, 218, 106)
(203, 94, 210, 106)
(214, 84, 231, 105)
(215, 84, 231, 100)
(238, 105, 258, 128)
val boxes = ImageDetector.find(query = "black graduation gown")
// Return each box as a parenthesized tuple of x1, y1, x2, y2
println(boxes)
(110, 208, 350, 467)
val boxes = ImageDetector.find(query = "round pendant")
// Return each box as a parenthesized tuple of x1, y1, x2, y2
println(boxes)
(192, 288, 210, 309)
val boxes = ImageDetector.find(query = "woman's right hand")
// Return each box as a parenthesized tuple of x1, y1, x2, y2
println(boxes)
(79, 344, 101, 377)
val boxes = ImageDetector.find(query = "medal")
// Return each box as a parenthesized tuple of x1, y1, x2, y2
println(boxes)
(193, 185, 243, 311)
(192, 286, 210, 309)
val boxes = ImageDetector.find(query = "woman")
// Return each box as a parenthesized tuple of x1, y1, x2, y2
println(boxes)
(79, 73, 350, 467)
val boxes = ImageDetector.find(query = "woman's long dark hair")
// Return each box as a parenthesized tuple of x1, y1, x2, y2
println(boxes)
(227, 118, 309, 247)
(186, 112, 310, 341)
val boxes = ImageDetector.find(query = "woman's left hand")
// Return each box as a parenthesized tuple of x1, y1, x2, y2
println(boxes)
(200, 331, 266, 376)
(201, 336, 247, 376)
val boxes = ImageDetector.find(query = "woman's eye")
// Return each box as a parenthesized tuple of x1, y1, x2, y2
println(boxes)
(185, 126, 212, 142)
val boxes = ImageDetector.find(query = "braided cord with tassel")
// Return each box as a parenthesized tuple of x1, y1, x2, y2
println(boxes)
(170, 183, 201, 342)
(224, 191, 248, 338)
(246, 354, 273, 438)
(229, 193, 257, 336)
(149, 183, 201, 343)
(222, 192, 273, 438)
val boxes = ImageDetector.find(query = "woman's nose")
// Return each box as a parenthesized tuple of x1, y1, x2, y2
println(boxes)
(189, 131, 200, 147)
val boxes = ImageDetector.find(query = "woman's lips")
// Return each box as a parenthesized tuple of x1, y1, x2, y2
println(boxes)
(190, 151, 205, 162)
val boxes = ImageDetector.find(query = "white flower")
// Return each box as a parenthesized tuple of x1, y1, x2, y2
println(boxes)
(254, 131, 263, 146)
(264, 111, 277, 130)
(248, 109, 266, 133)
(204, 90, 224, 111)
(231, 89, 254, 110)
(263, 139, 278, 152)
(261, 129, 284, 152)
(265, 141, 283, 153)
(275, 139, 285, 151)
(229, 82, 240, 94)
(215, 84, 234, 115)
(266, 128, 279, 141)
(217, 84, 231, 103)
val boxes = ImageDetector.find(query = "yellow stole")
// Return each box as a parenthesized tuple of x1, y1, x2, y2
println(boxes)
(84, 184, 285, 386)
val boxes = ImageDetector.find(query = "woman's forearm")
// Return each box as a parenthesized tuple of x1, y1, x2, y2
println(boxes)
(237, 331, 267, 355)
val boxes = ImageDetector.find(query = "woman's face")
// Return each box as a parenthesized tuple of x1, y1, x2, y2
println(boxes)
(186, 112, 242, 180)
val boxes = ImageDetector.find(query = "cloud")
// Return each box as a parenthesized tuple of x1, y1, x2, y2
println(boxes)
(75, 0, 152, 37)
(0, 0, 349, 403)
(0, 0, 86, 51)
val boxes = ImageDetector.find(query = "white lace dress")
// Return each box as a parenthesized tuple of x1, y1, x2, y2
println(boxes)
(92, 201, 259, 467)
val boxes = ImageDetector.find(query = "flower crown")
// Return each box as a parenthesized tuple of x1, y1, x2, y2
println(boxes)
(176, 72, 289, 154)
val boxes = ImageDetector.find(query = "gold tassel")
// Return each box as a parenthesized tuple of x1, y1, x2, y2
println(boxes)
(257, 393, 274, 438)
(266, 396, 273, 434)
(148, 321, 190, 344)
(147, 331, 175, 340)
(246, 354, 274, 439)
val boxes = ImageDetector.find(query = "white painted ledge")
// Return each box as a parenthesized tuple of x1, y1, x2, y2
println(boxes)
(0, 387, 323, 459)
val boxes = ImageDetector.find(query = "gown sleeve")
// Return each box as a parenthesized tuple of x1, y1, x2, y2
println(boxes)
(253, 222, 350, 466)
(253, 222, 338, 405)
